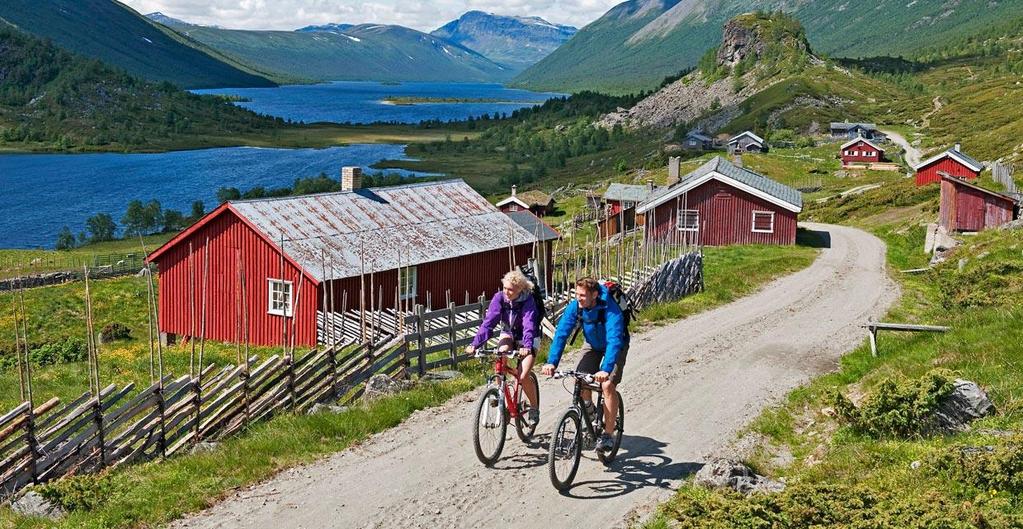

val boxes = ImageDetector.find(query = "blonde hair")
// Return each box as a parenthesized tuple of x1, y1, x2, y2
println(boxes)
(502, 269, 534, 292)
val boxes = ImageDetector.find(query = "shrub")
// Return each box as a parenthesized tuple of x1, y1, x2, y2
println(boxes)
(29, 337, 88, 366)
(831, 369, 957, 438)
(929, 436, 1023, 495)
(100, 322, 132, 342)
(36, 474, 123, 512)
(939, 260, 1023, 309)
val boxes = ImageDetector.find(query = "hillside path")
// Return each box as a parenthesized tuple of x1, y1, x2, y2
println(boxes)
(882, 129, 922, 168)
(171, 223, 898, 529)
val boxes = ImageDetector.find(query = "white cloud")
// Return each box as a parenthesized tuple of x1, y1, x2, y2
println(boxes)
(119, 0, 621, 32)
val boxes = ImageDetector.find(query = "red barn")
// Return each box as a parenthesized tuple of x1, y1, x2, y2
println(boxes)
(840, 137, 885, 165)
(914, 144, 984, 186)
(146, 179, 558, 347)
(636, 157, 802, 246)
(939, 172, 1018, 232)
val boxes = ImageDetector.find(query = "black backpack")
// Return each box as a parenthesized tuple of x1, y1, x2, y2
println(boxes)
(518, 263, 547, 327)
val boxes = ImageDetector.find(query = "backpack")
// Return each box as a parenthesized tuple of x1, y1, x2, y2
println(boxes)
(517, 262, 547, 327)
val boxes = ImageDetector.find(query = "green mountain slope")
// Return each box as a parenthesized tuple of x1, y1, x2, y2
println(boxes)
(513, 0, 1023, 94)
(164, 22, 513, 83)
(0, 0, 275, 89)
(0, 26, 284, 151)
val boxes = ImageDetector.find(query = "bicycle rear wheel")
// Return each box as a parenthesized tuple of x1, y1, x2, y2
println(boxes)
(597, 392, 625, 465)
(514, 372, 540, 443)
(548, 408, 582, 491)
(472, 387, 506, 466)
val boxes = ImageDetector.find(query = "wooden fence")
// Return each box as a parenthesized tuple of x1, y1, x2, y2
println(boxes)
(0, 339, 407, 498)
(0, 252, 149, 286)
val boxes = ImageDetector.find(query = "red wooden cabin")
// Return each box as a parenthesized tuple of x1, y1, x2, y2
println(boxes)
(840, 137, 885, 165)
(636, 157, 801, 246)
(146, 179, 558, 347)
(495, 185, 554, 217)
(914, 144, 983, 186)
(939, 172, 1018, 232)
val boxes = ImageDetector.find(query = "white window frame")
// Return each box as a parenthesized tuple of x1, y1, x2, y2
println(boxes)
(677, 209, 699, 232)
(752, 211, 775, 233)
(399, 265, 417, 301)
(267, 279, 293, 317)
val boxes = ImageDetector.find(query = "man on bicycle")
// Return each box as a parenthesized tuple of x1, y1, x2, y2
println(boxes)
(542, 277, 628, 452)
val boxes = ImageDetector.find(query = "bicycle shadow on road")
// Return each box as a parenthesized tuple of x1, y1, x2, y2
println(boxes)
(491, 433, 551, 471)
(558, 434, 702, 499)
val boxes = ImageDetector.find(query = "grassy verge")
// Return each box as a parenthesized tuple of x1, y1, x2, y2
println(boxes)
(641, 220, 1023, 527)
(0, 372, 479, 528)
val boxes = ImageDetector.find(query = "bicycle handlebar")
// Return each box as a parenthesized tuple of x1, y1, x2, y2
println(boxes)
(552, 370, 596, 383)
(473, 348, 518, 358)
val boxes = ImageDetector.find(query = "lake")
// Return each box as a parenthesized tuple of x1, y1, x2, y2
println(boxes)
(194, 81, 564, 124)
(2, 82, 561, 249)
(0, 144, 424, 249)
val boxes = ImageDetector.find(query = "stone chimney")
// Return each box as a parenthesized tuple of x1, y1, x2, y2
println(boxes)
(668, 156, 681, 181)
(511, 184, 517, 196)
(341, 166, 363, 192)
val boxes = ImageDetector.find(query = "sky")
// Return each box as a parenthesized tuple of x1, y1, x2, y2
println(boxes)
(118, 0, 623, 32)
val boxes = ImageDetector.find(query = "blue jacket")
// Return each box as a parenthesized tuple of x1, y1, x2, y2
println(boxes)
(547, 284, 628, 373)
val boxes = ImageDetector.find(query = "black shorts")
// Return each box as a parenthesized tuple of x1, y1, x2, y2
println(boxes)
(575, 342, 627, 384)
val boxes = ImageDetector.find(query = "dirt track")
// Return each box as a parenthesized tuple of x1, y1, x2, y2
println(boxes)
(171, 223, 897, 529)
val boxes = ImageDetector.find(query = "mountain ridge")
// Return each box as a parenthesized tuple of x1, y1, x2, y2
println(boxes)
(429, 11, 576, 72)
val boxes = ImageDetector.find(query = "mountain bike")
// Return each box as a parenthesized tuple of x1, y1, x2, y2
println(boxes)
(547, 370, 625, 491)
(471, 348, 540, 466)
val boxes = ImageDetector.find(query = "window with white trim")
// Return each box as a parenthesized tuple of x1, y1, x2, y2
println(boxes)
(267, 279, 293, 316)
(678, 209, 699, 232)
(752, 211, 775, 233)
(399, 265, 417, 301)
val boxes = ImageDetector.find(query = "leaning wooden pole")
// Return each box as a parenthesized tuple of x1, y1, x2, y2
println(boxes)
(198, 237, 210, 384)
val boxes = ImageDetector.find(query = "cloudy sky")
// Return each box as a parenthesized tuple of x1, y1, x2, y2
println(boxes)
(119, 0, 621, 32)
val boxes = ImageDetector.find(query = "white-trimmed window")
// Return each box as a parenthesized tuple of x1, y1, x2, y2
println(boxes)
(399, 265, 417, 301)
(752, 211, 775, 233)
(267, 279, 293, 316)
(678, 209, 699, 232)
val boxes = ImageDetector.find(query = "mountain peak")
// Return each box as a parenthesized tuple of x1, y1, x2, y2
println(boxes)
(295, 22, 354, 34)
(145, 12, 192, 27)
(430, 11, 576, 72)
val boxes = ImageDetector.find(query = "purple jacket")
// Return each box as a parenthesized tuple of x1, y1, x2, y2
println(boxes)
(470, 290, 539, 349)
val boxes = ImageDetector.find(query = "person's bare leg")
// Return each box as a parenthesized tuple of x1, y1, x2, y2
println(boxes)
(518, 354, 537, 408)
(601, 381, 618, 435)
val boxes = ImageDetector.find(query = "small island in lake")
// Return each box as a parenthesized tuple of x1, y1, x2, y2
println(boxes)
(380, 96, 545, 106)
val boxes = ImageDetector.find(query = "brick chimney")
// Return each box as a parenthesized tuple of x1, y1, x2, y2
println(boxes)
(341, 166, 363, 192)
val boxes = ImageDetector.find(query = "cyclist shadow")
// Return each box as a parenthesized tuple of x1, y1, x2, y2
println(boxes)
(491, 433, 551, 471)
(558, 435, 702, 499)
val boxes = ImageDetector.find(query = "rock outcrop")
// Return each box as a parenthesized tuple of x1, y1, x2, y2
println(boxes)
(694, 459, 785, 495)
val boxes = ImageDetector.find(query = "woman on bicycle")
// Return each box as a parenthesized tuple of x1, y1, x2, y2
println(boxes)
(466, 269, 541, 426)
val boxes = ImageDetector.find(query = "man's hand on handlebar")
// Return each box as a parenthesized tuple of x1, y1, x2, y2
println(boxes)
(593, 371, 610, 383)
(541, 364, 555, 377)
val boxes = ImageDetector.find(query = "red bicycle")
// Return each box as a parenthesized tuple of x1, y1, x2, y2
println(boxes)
(471, 348, 540, 466)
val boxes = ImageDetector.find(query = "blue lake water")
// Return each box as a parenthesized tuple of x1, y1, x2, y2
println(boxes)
(2, 82, 562, 249)
(0, 144, 423, 249)
(194, 81, 564, 124)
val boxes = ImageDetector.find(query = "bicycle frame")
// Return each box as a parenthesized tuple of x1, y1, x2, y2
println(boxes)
(569, 377, 605, 439)
(487, 353, 524, 420)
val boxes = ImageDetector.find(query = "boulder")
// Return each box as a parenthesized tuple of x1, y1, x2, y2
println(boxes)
(364, 375, 412, 400)
(693, 459, 785, 495)
(929, 379, 995, 433)
(190, 442, 219, 454)
(421, 370, 463, 382)
(307, 403, 349, 415)
(10, 491, 65, 519)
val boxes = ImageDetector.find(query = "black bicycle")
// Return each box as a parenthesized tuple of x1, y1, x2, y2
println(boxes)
(547, 370, 625, 491)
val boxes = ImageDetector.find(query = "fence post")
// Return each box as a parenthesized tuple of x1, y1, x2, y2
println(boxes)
(94, 398, 106, 466)
(156, 385, 167, 458)
(415, 305, 426, 376)
(285, 354, 296, 409)
(191, 379, 201, 447)
(26, 406, 38, 484)
(447, 302, 458, 367)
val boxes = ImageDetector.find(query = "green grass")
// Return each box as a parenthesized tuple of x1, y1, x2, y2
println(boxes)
(0, 372, 479, 528)
(636, 233, 820, 326)
(641, 218, 1023, 528)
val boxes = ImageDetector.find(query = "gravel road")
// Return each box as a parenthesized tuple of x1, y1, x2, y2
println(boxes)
(171, 222, 898, 529)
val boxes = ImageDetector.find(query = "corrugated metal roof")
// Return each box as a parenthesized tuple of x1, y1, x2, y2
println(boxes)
(831, 122, 878, 131)
(914, 147, 985, 172)
(229, 179, 546, 282)
(637, 157, 802, 213)
(686, 130, 714, 142)
(604, 183, 655, 202)
(728, 130, 765, 145)
(503, 211, 560, 242)
(840, 137, 885, 151)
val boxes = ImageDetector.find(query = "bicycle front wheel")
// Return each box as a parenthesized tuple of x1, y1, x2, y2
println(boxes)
(514, 371, 540, 443)
(548, 408, 582, 491)
(472, 387, 507, 466)
(597, 392, 625, 465)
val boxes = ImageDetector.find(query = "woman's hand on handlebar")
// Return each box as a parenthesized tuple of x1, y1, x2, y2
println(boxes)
(465, 345, 475, 355)
(517, 347, 531, 358)
(541, 364, 556, 377)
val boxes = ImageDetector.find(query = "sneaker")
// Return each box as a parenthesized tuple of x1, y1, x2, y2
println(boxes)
(595, 433, 615, 453)
(526, 407, 540, 426)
